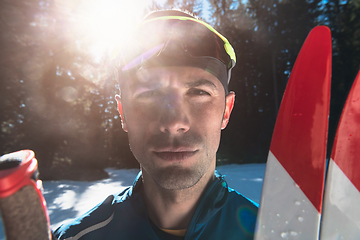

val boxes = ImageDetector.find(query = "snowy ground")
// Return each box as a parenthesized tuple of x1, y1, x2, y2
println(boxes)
(0, 163, 265, 239)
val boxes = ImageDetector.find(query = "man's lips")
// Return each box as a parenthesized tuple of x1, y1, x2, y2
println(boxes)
(153, 150, 198, 161)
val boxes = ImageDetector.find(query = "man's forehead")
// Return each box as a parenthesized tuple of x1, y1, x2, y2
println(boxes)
(132, 66, 222, 87)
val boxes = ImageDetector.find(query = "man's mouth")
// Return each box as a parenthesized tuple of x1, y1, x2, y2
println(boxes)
(153, 150, 198, 161)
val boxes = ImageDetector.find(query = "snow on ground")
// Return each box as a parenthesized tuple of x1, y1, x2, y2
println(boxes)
(0, 164, 265, 239)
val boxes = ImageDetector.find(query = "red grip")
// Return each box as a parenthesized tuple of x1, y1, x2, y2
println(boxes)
(0, 150, 50, 224)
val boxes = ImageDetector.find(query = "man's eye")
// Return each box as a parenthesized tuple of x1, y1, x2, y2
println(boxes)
(188, 89, 211, 96)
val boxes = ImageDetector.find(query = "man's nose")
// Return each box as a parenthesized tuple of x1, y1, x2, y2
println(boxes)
(159, 94, 190, 134)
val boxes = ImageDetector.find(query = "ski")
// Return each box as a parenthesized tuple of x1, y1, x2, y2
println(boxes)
(320, 70, 360, 239)
(254, 26, 332, 240)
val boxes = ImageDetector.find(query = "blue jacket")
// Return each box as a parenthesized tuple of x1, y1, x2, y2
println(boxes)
(54, 171, 258, 240)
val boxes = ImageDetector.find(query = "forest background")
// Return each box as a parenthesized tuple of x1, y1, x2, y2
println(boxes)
(0, 0, 359, 180)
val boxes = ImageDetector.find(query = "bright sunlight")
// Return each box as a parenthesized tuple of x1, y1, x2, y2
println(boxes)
(59, 0, 166, 63)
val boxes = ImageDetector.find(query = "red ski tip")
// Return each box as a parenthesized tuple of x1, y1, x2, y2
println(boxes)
(331, 70, 360, 192)
(270, 26, 331, 212)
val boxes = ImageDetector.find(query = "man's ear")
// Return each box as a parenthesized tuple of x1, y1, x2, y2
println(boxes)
(221, 91, 235, 130)
(115, 95, 128, 132)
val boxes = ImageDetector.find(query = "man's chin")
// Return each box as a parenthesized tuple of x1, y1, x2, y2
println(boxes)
(150, 166, 203, 190)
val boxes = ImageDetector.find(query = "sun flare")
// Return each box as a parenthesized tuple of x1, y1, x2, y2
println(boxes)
(70, 0, 162, 62)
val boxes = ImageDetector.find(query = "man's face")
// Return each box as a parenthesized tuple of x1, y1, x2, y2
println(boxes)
(116, 66, 234, 190)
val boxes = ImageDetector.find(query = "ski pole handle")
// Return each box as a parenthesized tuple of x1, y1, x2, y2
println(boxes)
(0, 150, 52, 240)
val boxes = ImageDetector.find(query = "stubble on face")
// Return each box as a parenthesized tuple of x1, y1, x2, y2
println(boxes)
(129, 118, 221, 192)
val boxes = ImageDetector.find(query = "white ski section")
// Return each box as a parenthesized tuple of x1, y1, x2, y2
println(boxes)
(320, 159, 360, 239)
(255, 151, 320, 240)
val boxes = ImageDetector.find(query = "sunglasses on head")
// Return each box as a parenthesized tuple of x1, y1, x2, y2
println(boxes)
(114, 16, 236, 78)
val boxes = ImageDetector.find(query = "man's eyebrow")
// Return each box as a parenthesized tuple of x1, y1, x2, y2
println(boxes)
(185, 79, 218, 90)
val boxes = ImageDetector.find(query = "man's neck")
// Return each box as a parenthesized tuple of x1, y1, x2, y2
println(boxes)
(141, 167, 215, 230)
